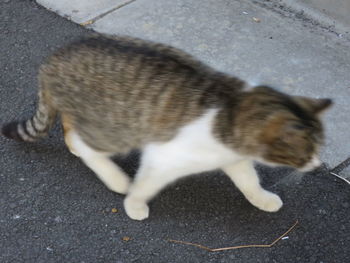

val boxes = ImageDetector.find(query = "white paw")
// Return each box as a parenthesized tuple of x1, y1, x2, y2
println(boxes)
(105, 176, 130, 195)
(249, 191, 283, 212)
(124, 197, 149, 221)
(68, 148, 80, 157)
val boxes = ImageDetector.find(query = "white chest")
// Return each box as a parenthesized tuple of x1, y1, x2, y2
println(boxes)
(142, 109, 241, 176)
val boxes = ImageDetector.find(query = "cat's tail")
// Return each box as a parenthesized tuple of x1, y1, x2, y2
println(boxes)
(1, 88, 57, 142)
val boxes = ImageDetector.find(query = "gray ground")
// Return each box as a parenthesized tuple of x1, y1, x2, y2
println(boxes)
(1, 1, 349, 262)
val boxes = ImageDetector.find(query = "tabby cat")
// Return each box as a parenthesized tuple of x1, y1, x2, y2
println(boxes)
(2, 35, 332, 220)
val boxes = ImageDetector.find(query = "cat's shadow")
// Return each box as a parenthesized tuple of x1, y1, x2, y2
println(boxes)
(113, 150, 300, 222)
(3, 138, 305, 223)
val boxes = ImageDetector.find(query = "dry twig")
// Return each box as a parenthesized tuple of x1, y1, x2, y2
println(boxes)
(168, 220, 299, 252)
(80, 20, 94, 26)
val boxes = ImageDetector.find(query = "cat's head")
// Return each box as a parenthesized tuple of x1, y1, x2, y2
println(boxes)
(235, 86, 332, 172)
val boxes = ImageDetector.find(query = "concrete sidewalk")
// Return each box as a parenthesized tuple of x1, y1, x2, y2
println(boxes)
(37, 0, 350, 171)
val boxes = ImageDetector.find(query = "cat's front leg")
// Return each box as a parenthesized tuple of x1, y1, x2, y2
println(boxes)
(124, 143, 195, 220)
(124, 166, 176, 220)
(222, 160, 283, 212)
(69, 131, 130, 194)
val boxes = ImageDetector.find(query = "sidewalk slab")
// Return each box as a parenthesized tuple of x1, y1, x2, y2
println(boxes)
(91, 0, 350, 168)
(37, 0, 131, 24)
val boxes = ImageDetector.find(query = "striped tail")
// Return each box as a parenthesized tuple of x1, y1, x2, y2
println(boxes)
(1, 89, 56, 142)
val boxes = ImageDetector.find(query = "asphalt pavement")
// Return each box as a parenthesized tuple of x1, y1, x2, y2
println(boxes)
(1, 1, 349, 263)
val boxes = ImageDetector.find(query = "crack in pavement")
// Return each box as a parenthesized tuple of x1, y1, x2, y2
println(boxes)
(330, 156, 350, 174)
(80, 0, 137, 26)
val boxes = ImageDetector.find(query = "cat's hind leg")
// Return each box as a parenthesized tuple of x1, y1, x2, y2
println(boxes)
(67, 130, 130, 195)
(222, 160, 283, 212)
(62, 113, 80, 157)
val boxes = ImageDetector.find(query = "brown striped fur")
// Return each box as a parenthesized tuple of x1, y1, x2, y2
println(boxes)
(1, 34, 332, 169)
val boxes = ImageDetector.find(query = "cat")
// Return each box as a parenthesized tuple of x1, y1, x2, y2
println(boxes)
(1, 34, 332, 220)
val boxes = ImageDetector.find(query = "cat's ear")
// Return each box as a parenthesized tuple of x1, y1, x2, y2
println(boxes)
(294, 96, 333, 114)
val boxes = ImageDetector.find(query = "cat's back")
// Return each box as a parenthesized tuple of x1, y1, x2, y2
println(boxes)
(39, 35, 222, 109)
(40, 35, 213, 83)
(37, 35, 244, 152)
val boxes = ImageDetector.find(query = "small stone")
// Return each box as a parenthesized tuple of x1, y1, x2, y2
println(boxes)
(111, 208, 118, 213)
(318, 209, 327, 215)
(122, 236, 131, 242)
(54, 216, 63, 223)
(253, 17, 261, 23)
